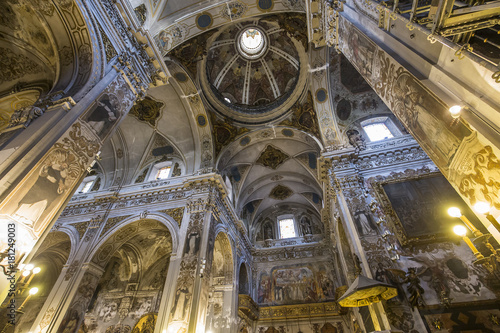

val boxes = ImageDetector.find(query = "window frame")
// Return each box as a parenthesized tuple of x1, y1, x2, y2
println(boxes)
(277, 214, 298, 239)
(360, 116, 402, 142)
(148, 161, 173, 182)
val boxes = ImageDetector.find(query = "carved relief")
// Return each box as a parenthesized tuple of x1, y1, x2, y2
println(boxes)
(70, 221, 90, 240)
(129, 96, 164, 127)
(269, 184, 293, 200)
(256, 145, 290, 170)
(100, 215, 132, 236)
(160, 207, 185, 227)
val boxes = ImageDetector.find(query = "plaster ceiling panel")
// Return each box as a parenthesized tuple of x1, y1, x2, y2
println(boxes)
(115, 114, 155, 182)
(147, 84, 196, 170)
(244, 179, 316, 203)
(238, 159, 313, 190)
(224, 139, 314, 167)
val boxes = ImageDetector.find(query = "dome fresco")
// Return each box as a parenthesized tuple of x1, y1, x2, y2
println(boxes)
(203, 18, 306, 124)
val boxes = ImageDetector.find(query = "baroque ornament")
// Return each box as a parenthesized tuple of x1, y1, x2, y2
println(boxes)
(70, 221, 90, 239)
(221, 1, 248, 20)
(160, 207, 185, 227)
(100, 215, 132, 236)
(256, 145, 289, 169)
(130, 96, 164, 127)
(0, 48, 43, 83)
(269, 184, 293, 200)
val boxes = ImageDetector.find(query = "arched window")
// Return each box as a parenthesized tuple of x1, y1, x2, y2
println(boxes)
(360, 116, 401, 142)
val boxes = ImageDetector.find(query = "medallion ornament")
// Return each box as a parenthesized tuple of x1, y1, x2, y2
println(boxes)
(256, 145, 289, 170)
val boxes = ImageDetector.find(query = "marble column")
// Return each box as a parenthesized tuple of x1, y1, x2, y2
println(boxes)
(164, 188, 218, 333)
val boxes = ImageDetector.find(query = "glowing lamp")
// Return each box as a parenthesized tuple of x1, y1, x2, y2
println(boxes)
(25, 264, 34, 271)
(33, 267, 41, 274)
(22, 270, 31, 277)
(449, 105, 462, 118)
(448, 207, 462, 218)
(453, 225, 467, 237)
(473, 202, 490, 214)
(29, 287, 39, 295)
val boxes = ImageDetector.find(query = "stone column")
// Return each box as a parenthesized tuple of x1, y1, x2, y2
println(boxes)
(0, 67, 139, 304)
(31, 261, 104, 333)
(163, 183, 219, 333)
(330, 164, 392, 332)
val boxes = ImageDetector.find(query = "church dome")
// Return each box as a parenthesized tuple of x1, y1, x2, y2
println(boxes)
(201, 18, 308, 125)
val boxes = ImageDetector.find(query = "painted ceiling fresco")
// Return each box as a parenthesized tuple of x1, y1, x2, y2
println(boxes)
(205, 20, 299, 108)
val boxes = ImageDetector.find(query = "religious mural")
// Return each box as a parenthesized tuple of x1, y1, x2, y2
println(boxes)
(83, 94, 120, 140)
(258, 264, 335, 305)
(382, 175, 484, 242)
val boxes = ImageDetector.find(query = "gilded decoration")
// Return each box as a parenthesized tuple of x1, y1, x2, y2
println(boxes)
(256, 145, 289, 170)
(279, 92, 321, 139)
(210, 112, 249, 156)
(169, 30, 216, 76)
(269, 184, 293, 200)
(97, 23, 118, 62)
(131, 314, 157, 333)
(100, 215, 131, 236)
(70, 221, 90, 240)
(221, 1, 248, 20)
(134, 4, 146, 26)
(258, 302, 342, 320)
(160, 207, 185, 226)
(129, 96, 164, 127)
(238, 294, 259, 320)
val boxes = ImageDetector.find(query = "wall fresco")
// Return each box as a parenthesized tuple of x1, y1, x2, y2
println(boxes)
(258, 264, 335, 305)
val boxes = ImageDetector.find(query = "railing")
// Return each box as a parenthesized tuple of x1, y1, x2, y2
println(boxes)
(239, 294, 259, 320)
(367, 0, 500, 66)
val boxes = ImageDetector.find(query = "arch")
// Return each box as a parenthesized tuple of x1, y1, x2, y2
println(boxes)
(89, 212, 180, 265)
(0, 0, 100, 118)
(13, 231, 72, 332)
(78, 220, 172, 333)
(211, 231, 234, 284)
(238, 262, 250, 295)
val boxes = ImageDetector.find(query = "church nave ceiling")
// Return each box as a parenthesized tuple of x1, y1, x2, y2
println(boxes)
(217, 128, 322, 233)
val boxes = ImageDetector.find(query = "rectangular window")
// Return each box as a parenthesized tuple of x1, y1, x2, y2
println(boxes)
(81, 181, 93, 193)
(156, 166, 171, 180)
(362, 123, 394, 142)
(279, 218, 296, 239)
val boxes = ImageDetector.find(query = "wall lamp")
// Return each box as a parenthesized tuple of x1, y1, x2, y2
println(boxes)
(449, 207, 499, 275)
(473, 201, 500, 232)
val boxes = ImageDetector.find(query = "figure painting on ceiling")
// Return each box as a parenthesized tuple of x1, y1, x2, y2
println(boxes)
(12, 148, 80, 234)
(83, 94, 120, 140)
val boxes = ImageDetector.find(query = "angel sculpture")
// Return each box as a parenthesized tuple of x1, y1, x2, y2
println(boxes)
(404, 267, 426, 308)
(387, 266, 427, 308)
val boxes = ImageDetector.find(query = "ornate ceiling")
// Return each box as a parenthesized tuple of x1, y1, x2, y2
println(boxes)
(217, 127, 322, 232)
(199, 14, 309, 126)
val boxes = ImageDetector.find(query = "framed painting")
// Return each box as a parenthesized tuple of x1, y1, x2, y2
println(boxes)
(370, 172, 483, 246)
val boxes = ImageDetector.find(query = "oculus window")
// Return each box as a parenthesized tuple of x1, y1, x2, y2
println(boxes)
(278, 218, 296, 239)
